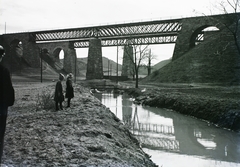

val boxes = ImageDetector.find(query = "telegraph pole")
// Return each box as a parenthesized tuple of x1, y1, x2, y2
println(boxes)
(40, 48, 43, 83)
(108, 59, 110, 76)
(5, 22, 6, 34)
(116, 45, 119, 83)
(74, 54, 77, 83)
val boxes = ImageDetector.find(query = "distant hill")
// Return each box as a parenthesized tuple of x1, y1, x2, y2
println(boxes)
(78, 56, 171, 77)
(14, 55, 172, 79)
(77, 56, 122, 76)
(152, 59, 171, 71)
(76, 58, 87, 77)
(138, 59, 171, 76)
(74, 57, 172, 77)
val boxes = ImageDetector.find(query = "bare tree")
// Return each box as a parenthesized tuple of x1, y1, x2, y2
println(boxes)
(219, 0, 239, 13)
(195, 0, 240, 54)
(124, 44, 149, 88)
(216, 0, 240, 54)
(145, 49, 157, 76)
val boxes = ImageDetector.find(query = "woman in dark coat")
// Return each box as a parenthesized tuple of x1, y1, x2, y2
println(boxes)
(65, 73, 74, 107)
(54, 73, 64, 111)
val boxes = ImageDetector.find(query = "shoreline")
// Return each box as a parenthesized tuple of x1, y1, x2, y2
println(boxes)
(125, 85, 240, 132)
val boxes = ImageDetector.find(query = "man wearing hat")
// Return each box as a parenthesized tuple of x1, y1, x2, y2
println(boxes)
(0, 45, 15, 164)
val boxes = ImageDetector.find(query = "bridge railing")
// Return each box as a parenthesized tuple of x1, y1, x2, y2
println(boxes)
(133, 123, 175, 135)
(136, 135, 180, 151)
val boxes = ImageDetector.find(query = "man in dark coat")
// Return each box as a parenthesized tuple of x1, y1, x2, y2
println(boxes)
(65, 73, 74, 107)
(0, 45, 15, 164)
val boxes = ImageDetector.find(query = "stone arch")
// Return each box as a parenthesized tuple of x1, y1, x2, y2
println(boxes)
(189, 25, 220, 48)
(10, 39, 23, 57)
(52, 47, 65, 70)
(9, 39, 27, 71)
(53, 47, 64, 60)
(40, 48, 53, 67)
(37, 42, 75, 73)
(1, 33, 40, 69)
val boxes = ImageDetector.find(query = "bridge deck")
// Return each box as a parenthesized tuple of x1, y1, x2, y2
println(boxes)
(33, 18, 182, 47)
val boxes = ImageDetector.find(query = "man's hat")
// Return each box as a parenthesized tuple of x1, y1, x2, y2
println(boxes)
(59, 73, 65, 81)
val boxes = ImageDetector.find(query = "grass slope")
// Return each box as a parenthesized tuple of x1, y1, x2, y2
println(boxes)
(143, 31, 240, 84)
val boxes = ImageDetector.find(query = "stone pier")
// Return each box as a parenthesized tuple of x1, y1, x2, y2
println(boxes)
(64, 47, 77, 74)
(86, 38, 103, 79)
(121, 45, 134, 78)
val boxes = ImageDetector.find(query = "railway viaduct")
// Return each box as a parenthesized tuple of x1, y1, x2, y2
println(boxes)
(0, 13, 239, 80)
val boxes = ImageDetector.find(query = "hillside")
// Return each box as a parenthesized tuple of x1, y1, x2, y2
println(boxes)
(78, 56, 172, 77)
(11, 56, 123, 80)
(143, 30, 240, 85)
(152, 59, 171, 71)
(137, 59, 171, 76)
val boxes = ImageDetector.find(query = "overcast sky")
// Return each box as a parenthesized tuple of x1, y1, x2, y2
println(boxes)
(0, 0, 221, 33)
(0, 0, 231, 63)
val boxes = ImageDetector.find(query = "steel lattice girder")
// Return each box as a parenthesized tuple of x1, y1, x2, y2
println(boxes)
(73, 35, 178, 48)
(195, 32, 204, 42)
(34, 19, 182, 42)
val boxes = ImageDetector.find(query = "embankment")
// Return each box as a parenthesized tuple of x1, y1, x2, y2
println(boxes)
(126, 85, 240, 132)
(2, 82, 157, 167)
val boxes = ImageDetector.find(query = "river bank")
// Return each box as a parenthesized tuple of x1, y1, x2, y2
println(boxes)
(2, 82, 157, 167)
(124, 83, 240, 132)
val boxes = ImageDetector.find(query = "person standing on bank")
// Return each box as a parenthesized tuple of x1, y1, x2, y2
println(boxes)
(54, 73, 64, 111)
(0, 45, 15, 164)
(65, 73, 74, 108)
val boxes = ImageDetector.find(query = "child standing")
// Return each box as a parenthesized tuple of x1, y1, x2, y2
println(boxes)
(54, 73, 64, 111)
(65, 73, 74, 108)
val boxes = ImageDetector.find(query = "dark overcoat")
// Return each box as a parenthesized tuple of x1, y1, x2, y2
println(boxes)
(54, 81, 64, 102)
(65, 79, 74, 99)
(0, 64, 14, 108)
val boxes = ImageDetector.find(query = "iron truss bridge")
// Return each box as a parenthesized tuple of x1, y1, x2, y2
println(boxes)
(33, 18, 182, 47)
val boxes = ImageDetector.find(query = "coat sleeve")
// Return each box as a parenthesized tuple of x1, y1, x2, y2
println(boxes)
(4, 68, 15, 106)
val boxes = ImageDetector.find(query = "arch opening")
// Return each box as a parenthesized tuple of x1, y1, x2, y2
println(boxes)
(41, 48, 52, 66)
(53, 48, 63, 60)
(190, 26, 220, 48)
(10, 39, 23, 58)
(53, 48, 64, 70)
(9, 39, 26, 71)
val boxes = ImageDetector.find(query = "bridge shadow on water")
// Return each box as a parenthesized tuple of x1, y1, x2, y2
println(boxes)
(93, 91, 240, 165)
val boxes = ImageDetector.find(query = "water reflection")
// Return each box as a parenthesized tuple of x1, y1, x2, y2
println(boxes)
(94, 92, 240, 166)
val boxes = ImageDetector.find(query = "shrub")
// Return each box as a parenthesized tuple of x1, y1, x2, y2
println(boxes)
(36, 91, 55, 110)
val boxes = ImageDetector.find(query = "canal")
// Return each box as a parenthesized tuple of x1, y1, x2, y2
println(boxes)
(94, 92, 240, 167)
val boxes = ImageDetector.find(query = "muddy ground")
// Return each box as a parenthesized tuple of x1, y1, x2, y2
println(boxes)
(1, 81, 157, 167)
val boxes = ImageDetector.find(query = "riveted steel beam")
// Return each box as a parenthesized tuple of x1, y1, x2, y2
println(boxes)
(73, 34, 178, 48)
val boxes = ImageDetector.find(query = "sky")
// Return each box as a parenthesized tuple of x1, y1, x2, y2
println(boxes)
(0, 0, 230, 64)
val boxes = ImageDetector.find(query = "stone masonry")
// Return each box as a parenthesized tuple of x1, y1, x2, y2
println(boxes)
(86, 38, 103, 79)
(121, 45, 134, 78)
